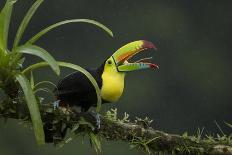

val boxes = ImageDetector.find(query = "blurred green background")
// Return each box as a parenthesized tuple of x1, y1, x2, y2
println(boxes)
(0, 0, 232, 154)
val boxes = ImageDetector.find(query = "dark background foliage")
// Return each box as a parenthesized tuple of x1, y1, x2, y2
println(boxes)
(0, 0, 232, 154)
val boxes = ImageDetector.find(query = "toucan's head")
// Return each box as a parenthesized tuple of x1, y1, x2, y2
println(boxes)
(100, 40, 159, 103)
(103, 40, 159, 74)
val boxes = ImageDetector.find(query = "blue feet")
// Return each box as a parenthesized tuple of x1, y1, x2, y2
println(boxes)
(52, 100, 60, 110)
(88, 111, 101, 130)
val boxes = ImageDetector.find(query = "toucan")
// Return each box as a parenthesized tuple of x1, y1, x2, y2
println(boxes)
(55, 40, 159, 112)
(45, 40, 158, 143)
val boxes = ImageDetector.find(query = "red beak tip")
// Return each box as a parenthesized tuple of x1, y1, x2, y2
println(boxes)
(142, 40, 157, 50)
(150, 64, 159, 69)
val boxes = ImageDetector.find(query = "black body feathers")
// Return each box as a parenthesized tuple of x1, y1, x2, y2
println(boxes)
(55, 64, 105, 111)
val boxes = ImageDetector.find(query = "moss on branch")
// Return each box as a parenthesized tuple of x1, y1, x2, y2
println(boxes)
(0, 97, 232, 155)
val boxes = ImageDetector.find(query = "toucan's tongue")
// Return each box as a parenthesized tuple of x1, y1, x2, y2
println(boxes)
(112, 40, 159, 72)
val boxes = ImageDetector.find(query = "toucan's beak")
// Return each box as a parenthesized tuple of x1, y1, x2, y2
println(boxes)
(112, 40, 159, 72)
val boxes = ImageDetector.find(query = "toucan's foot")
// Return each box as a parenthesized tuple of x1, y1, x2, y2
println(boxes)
(52, 100, 60, 109)
(86, 111, 101, 130)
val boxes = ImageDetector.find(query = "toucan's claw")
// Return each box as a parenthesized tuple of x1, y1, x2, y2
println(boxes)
(88, 111, 101, 130)
(52, 100, 60, 109)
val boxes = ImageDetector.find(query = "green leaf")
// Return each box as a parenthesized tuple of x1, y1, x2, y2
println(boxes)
(214, 121, 225, 136)
(26, 19, 113, 44)
(34, 80, 57, 90)
(34, 87, 53, 96)
(13, 0, 43, 48)
(30, 71, 35, 89)
(225, 122, 232, 129)
(16, 44, 60, 75)
(15, 73, 45, 145)
(89, 132, 101, 153)
(22, 61, 102, 112)
(0, 0, 16, 51)
(182, 132, 188, 138)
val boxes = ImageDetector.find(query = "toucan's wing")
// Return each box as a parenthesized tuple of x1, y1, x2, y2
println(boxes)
(55, 69, 101, 96)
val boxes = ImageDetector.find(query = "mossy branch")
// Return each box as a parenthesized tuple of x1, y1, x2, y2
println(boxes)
(0, 97, 232, 155)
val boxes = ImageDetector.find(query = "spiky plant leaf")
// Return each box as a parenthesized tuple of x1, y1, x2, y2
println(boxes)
(30, 71, 35, 89)
(16, 44, 60, 75)
(0, 50, 10, 66)
(34, 80, 57, 90)
(34, 87, 53, 95)
(0, 0, 16, 52)
(22, 61, 102, 112)
(26, 19, 113, 44)
(89, 132, 101, 153)
(13, 0, 43, 48)
(225, 122, 232, 129)
(215, 121, 225, 136)
(15, 73, 45, 145)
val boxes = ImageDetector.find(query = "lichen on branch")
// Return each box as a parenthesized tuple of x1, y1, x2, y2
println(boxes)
(0, 97, 232, 155)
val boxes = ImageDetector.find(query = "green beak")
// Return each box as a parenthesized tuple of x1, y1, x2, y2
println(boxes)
(112, 40, 159, 72)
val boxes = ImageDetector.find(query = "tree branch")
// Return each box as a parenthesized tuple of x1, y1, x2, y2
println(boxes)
(0, 97, 232, 155)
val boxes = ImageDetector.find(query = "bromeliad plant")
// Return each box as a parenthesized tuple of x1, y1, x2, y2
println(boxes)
(0, 0, 113, 145)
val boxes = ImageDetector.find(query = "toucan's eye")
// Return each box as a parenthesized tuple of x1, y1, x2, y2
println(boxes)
(107, 60, 112, 65)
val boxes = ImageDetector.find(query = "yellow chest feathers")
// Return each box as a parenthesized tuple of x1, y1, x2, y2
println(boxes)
(101, 69, 125, 103)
